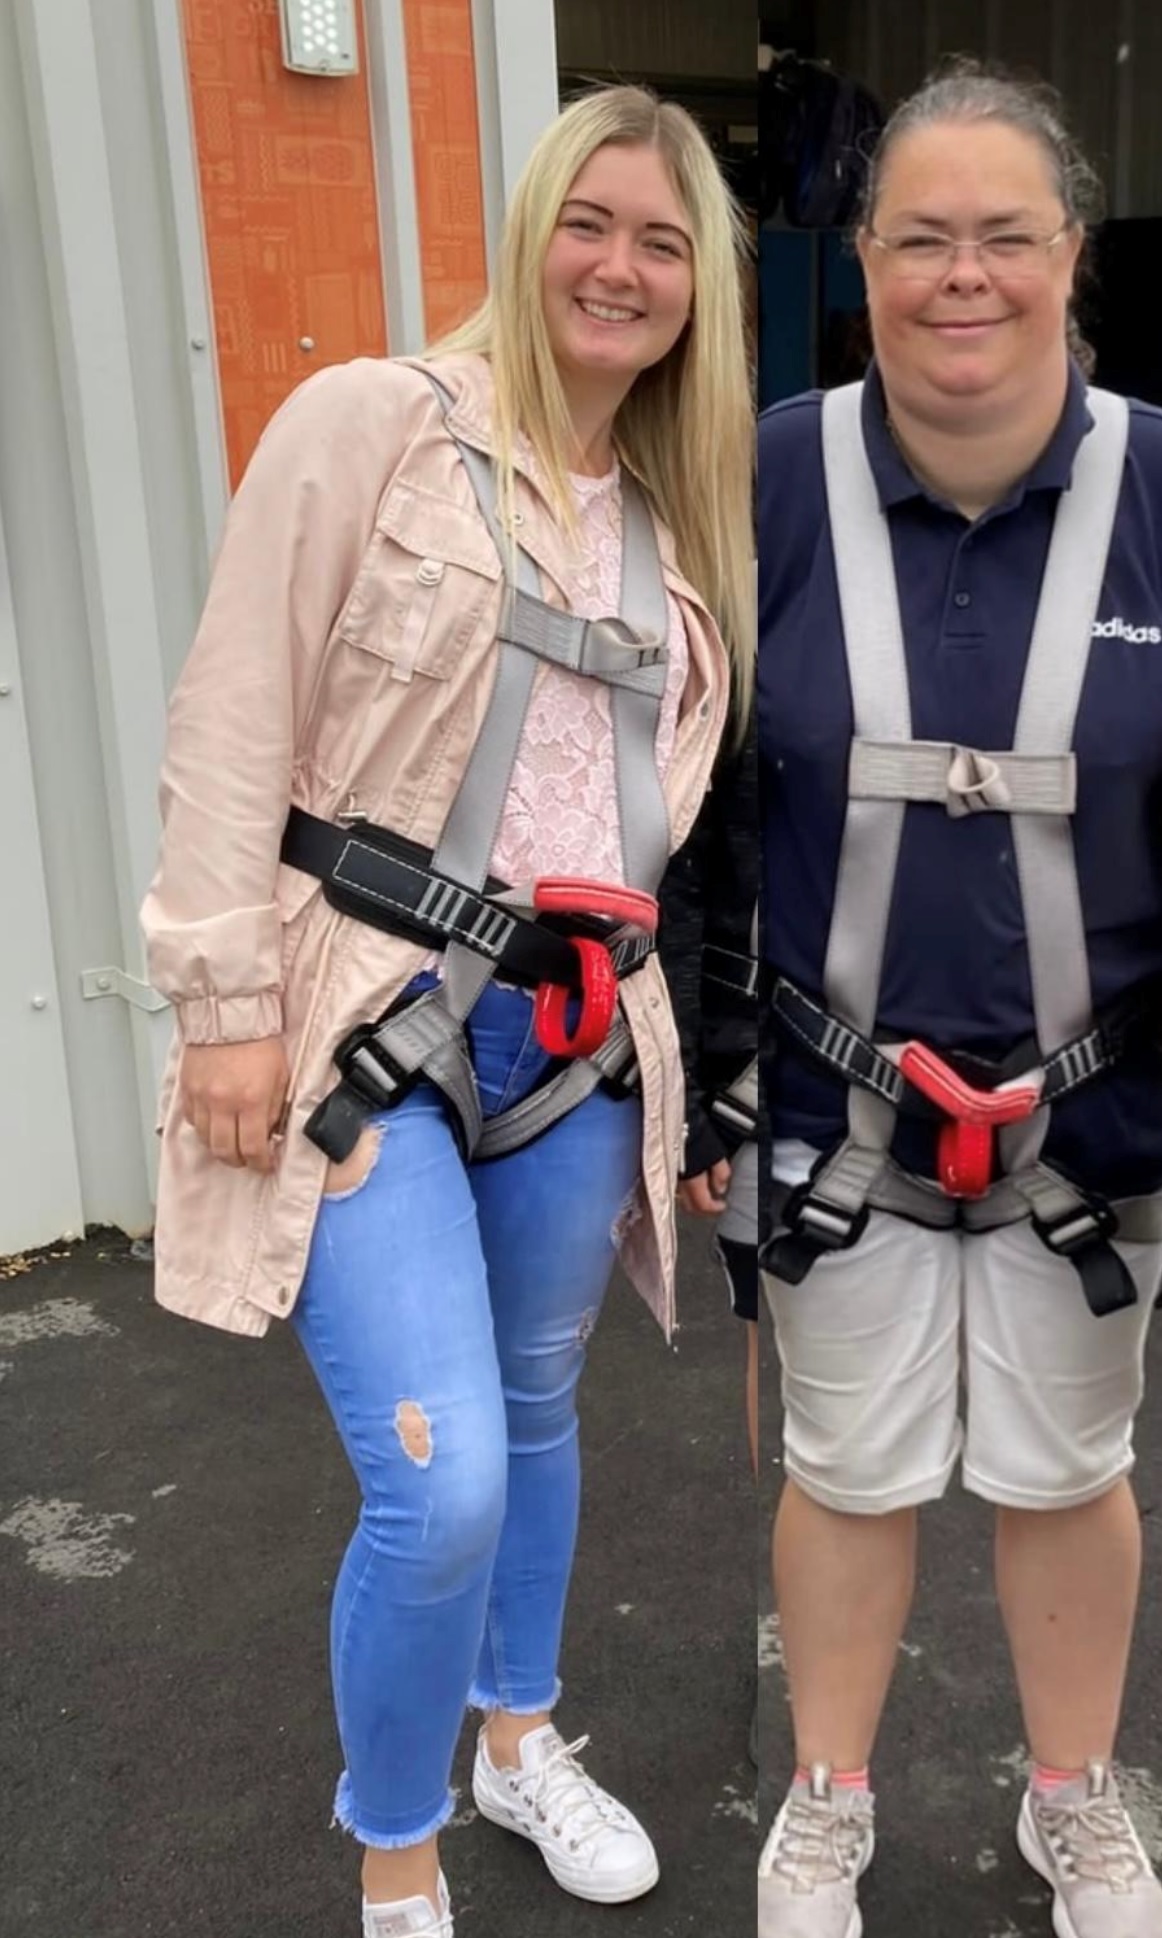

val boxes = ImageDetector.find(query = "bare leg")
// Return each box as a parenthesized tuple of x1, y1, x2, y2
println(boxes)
(484, 1707, 553, 1768)
(774, 1480, 918, 1770)
(362, 1837, 441, 1907)
(996, 1480, 1142, 1767)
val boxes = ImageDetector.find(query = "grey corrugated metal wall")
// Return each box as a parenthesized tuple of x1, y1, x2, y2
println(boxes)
(555, 0, 753, 83)
(815, 0, 1162, 216)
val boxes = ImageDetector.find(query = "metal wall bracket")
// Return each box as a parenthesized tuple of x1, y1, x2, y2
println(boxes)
(81, 967, 170, 1013)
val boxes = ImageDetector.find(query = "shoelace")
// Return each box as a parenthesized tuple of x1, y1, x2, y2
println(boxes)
(760, 1793, 870, 1891)
(511, 1733, 627, 1852)
(1035, 1795, 1148, 1892)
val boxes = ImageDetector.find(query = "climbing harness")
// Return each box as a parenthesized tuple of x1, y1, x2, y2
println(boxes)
(762, 382, 1162, 1316)
(282, 373, 672, 1165)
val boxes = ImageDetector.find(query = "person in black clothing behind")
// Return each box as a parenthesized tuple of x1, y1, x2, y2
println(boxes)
(658, 710, 761, 1481)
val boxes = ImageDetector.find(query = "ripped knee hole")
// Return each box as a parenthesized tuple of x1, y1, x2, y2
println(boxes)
(395, 1400, 433, 1467)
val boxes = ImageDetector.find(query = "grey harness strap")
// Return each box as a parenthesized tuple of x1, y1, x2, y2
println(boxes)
(475, 1014, 638, 1160)
(849, 741, 1076, 816)
(352, 373, 670, 1160)
(710, 904, 761, 1145)
(770, 381, 1136, 1303)
(429, 377, 671, 896)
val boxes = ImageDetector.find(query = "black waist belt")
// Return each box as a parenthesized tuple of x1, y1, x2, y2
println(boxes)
(281, 807, 654, 986)
(771, 976, 1161, 1117)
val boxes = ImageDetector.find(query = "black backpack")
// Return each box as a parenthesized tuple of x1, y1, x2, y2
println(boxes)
(760, 56, 884, 229)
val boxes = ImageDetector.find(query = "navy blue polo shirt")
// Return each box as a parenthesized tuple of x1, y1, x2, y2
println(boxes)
(758, 362, 1162, 1196)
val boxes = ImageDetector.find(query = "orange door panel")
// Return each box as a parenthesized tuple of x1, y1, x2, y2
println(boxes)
(181, 0, 388, 486)
(401, 0, 488, 339)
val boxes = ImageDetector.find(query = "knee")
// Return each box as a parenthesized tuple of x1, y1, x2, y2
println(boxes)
(503, 1352, 586, 1456)
(426, 1463, 508, 1589)
(363, 1414, 508, 1590)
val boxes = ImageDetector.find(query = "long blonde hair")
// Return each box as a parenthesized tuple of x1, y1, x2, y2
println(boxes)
(433, 86, 754, 722)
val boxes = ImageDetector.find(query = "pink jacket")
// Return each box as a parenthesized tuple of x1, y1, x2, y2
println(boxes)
(142, 353, 730, 1338)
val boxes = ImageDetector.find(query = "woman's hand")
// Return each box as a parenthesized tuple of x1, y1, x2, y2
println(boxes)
(677, 1157, 732, 1217)
(180, 1038, 290, 1173)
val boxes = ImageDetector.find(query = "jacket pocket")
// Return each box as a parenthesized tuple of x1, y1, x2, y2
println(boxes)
(336, 479, 502, 683)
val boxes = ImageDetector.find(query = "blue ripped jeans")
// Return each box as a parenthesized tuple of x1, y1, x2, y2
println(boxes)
(292, 978, 642, 1849)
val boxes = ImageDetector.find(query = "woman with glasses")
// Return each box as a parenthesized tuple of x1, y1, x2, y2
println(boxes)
(757, 59, 1162, 1938)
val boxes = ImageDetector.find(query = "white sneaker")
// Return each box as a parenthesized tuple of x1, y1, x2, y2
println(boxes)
(758, 1767, 875, 1938)
(1018, 1761, 1162, 1938)
(362, 1873, 452, 1937)
(472, 1723, 660, 1903)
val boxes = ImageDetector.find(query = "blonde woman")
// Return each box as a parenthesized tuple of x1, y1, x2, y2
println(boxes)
(142, 86, 751, 1938)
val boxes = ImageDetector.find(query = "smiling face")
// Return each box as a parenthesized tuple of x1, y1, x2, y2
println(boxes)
(541, 142, 695, 404)
(857, 119, 1083, 425)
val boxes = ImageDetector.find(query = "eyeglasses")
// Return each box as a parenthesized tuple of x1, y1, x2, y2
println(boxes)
(867, 226, 1071, 282)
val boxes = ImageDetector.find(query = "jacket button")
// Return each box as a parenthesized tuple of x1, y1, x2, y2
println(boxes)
(277, 1286, 290, 1308)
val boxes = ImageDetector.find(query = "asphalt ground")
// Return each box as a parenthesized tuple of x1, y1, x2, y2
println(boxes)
(5, 1219, 1162, 1938)
(0, 1218, 754, 1938)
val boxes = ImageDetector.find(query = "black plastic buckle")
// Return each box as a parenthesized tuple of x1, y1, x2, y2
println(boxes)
(598, 1052, 641, 1103)
(784, 1184, 871, 1255)
(710, 1093, 758, 1143)
(1030, 1195, 1118, 1259)
(759, 1187, 871, 1282)
(334, 1022, 415, 1112)
(1029, 1194, 1137, 1318)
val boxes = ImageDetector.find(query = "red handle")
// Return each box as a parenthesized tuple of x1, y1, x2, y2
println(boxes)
(533, 877, 659, 936)
(899, 1041, 1042, 1200)
(936, 1122, 994, 1199)
(898, 1042, 1040, 1128)
(534, 937, 618, 1058)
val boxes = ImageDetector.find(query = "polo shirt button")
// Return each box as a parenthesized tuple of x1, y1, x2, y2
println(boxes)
(954, 591, 971, 609)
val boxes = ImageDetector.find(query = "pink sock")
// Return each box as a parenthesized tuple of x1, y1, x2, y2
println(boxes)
(1031, 1763, 1085, 1795)
(797, 1764, 871, 1792)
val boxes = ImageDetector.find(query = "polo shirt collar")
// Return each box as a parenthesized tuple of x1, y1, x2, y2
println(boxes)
(859, 359, 1094, 514)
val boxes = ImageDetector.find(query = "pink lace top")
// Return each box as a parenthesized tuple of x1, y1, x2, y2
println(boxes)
(488, 461, 689, 889)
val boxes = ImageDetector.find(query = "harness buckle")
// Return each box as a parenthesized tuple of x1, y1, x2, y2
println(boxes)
(710, 1092, 759, 1142)
(334, 1023, 415, 1110)
(784, 1186, 870, 1255)
(898, 1041, 1042, 1199)
(303, 1023, 418, 1163)
(1030, 1195, 1119, 1259)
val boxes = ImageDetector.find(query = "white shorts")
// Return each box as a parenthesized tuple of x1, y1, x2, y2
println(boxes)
(719, 1137, 759, 1248)
(763, 1206, 1161, 1513)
